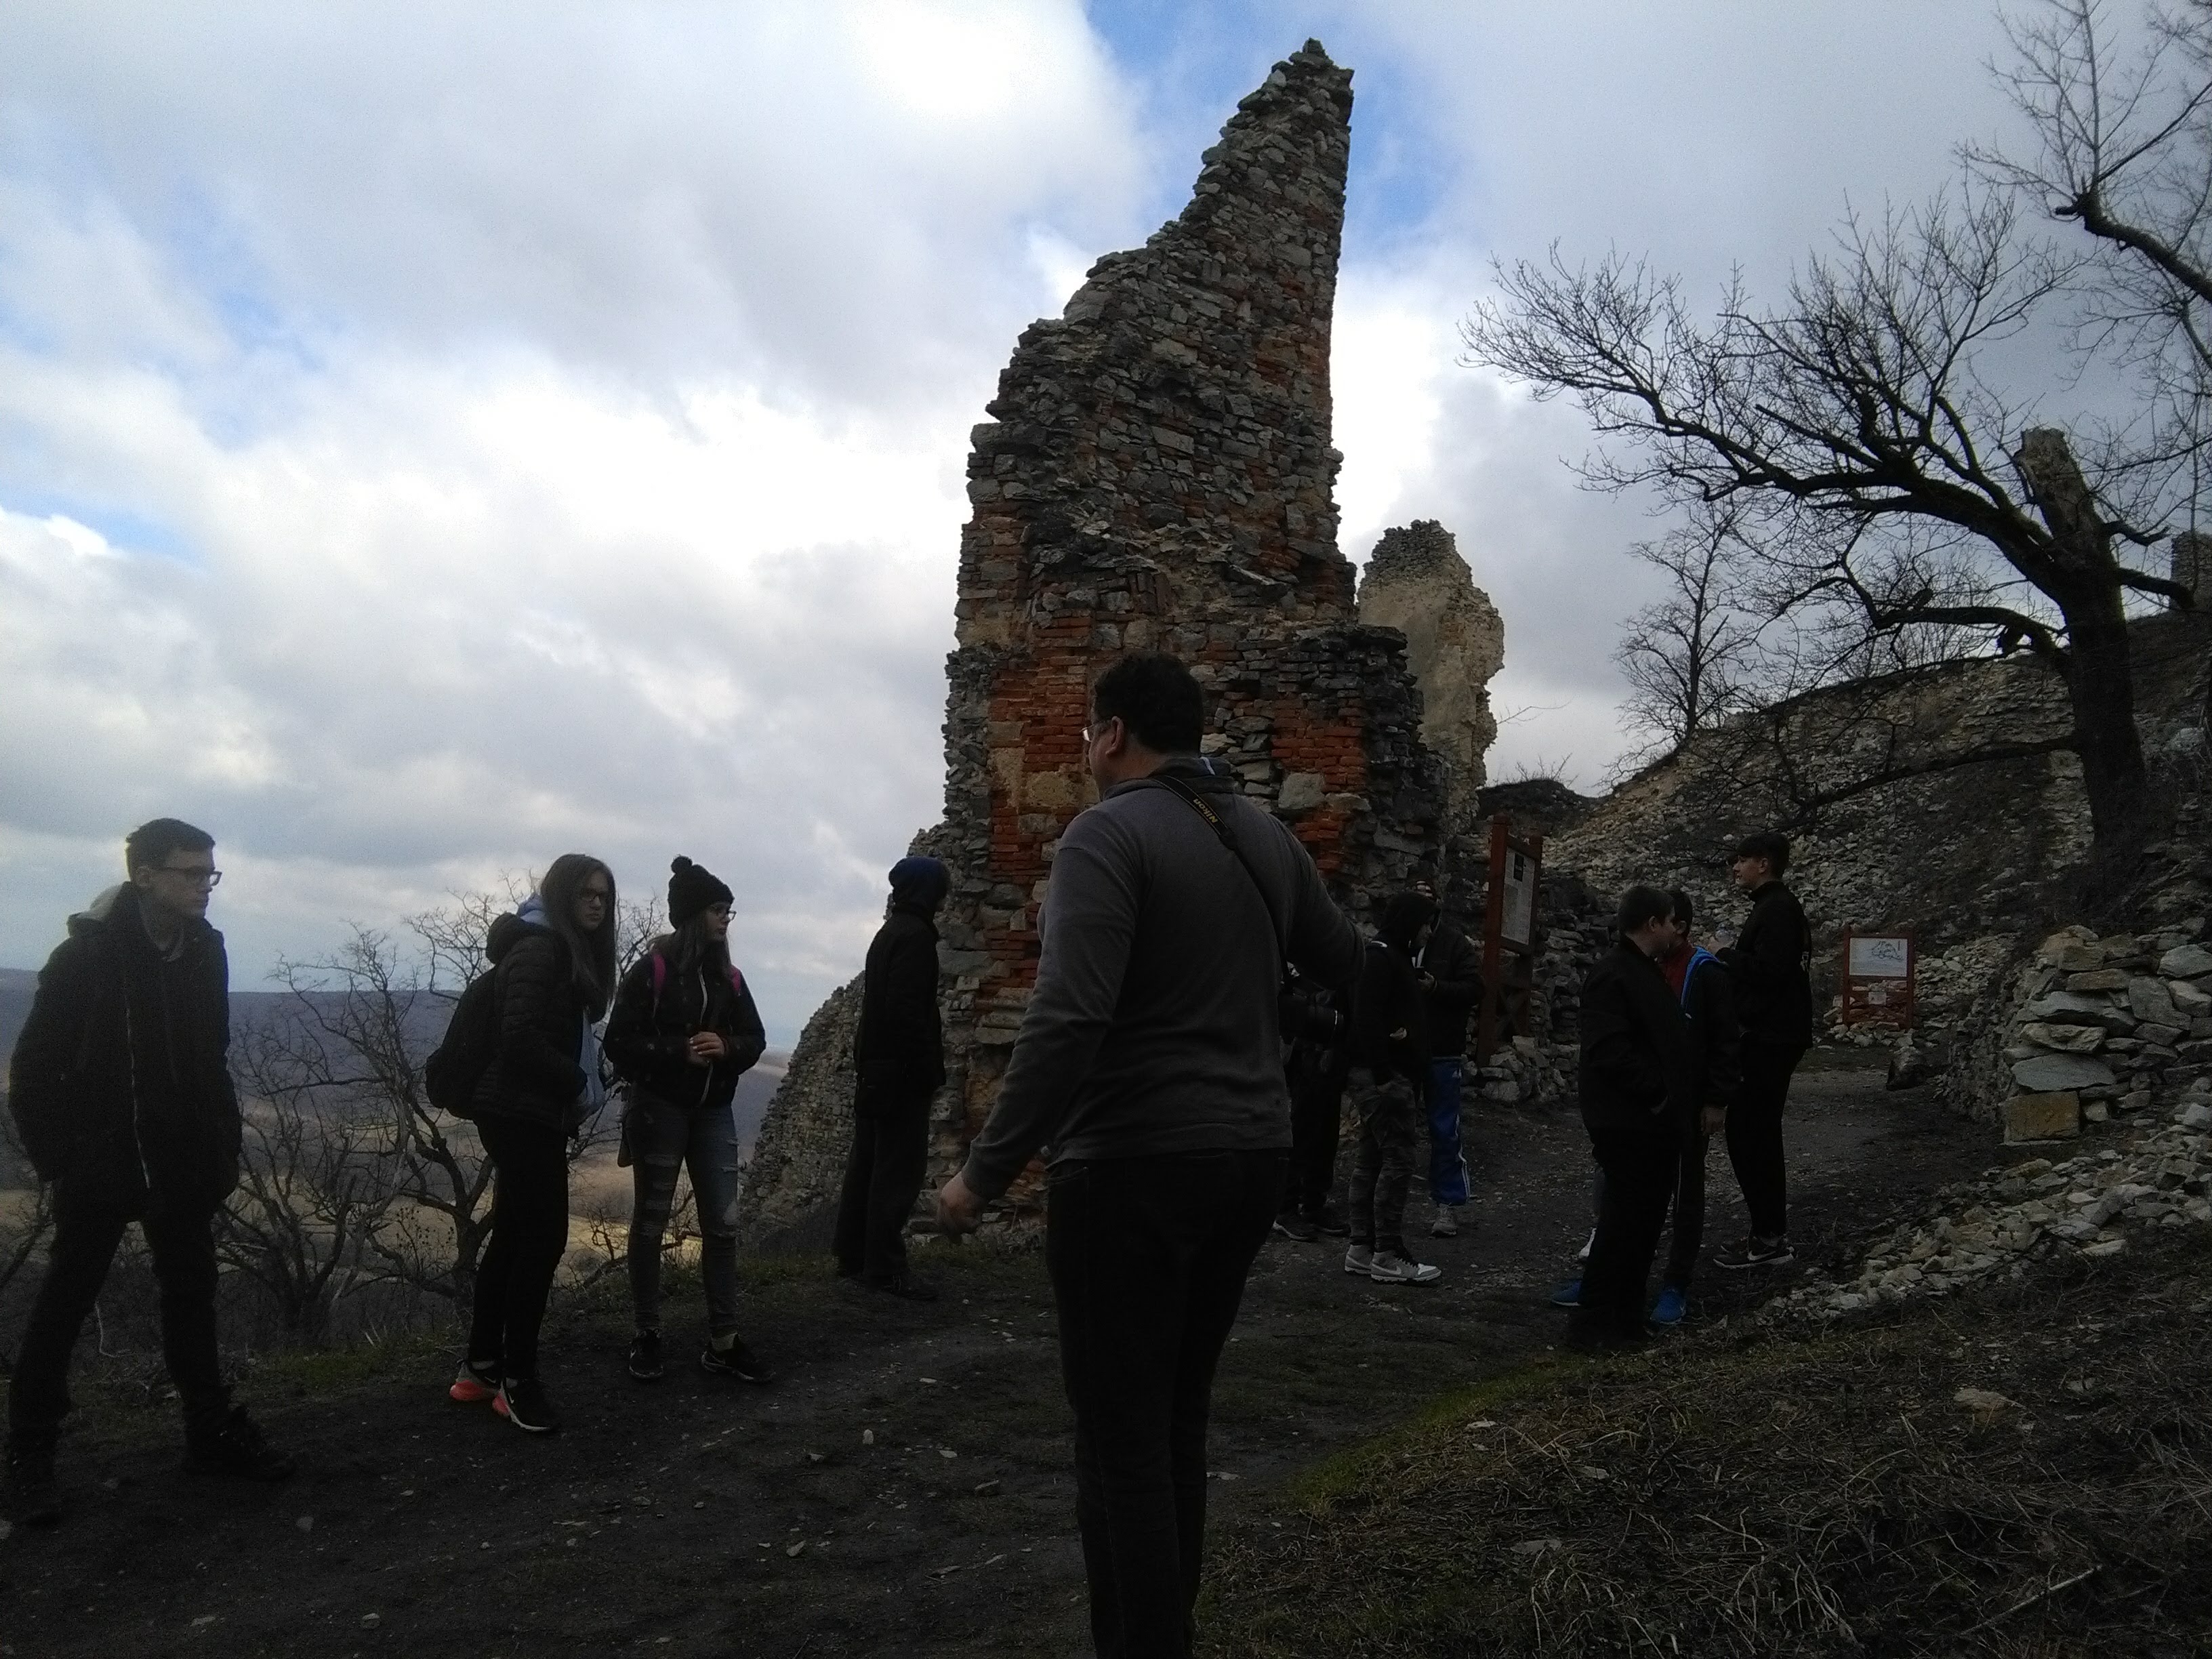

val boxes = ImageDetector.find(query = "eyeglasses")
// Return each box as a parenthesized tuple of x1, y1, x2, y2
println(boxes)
(578, 888, 611, 904)
(156, 865, 221, 888)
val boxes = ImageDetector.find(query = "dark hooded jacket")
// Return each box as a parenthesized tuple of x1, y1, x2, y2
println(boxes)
(7, 883, 241, 1210)
(1719, 880, 1814, 1054)
(853, 903, 945, 1113)
(603, 939, 766, 1113)
(1353, 894, 1435, 1086)
(1417, 915, 1483, 1060)
(1577, 938, 1692, 1142)
(470, 908, 592, 1131)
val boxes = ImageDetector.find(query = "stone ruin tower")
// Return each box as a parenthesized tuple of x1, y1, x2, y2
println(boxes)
(1357, 520, 1504, 836)
(741, 41, 1448, 1238)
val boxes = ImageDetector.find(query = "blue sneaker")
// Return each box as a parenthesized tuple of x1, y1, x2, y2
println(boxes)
(1548, 1277, 1582, 1309)
(1651, 1286, 1687, 1327)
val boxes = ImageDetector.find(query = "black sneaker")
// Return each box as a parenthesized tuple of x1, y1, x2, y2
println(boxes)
(870, 1273, 940, 1303)
(184, 1406, 297, 1481)
(1305, 1206, 1349, 1237)
(1272, 1212, 1320, 1243)
(3, 1433, 62, 1525)
(1713, 1235, 1794, 1271)
(628, 1330, 665, 1382)
(494, 1376, 560, 1434)
(699, 1336, 773, 1384)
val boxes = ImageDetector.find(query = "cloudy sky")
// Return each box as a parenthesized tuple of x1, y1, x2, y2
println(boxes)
(1, 1, 2045, 1040)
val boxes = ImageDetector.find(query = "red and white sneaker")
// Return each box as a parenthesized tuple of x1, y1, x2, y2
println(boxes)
(447, 1359, 499, 1404)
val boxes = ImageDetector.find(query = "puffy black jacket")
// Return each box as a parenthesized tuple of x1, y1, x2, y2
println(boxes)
(470, 912, 590, 1131)
(1417, 918, 1483, 1059)
(852, 905, 943, 1113)
(7, 884, 241, 1210)
(603, 943, 766, 1112)
(1720, 881, 1814, 1053)
(1578, 940, 1690, 1141)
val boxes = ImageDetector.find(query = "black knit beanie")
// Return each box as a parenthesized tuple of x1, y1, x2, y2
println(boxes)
(667, 855, 733, 928)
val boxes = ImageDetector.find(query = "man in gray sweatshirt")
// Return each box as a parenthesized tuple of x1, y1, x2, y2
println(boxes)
(937, 652, 1361, 1659)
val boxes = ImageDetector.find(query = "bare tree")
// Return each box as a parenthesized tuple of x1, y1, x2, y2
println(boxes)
(1614, 502, 1774, 763)
(1462, 184, 2196, 853)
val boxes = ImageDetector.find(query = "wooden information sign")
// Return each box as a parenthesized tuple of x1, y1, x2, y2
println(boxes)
(1839, 929, 1916, 1029)
(1475, 814, 1544, 1061)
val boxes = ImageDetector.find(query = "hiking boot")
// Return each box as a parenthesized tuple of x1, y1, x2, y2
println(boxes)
(1342, 1243, 1374, 1275)
(700, 1336, 773, 1384)
(1305, 1206, 1349, 1237)
(1368, 1251, 1442, 1285)
(494, 1377, 560, 1434)
(1429, 1204, 1460, 1239)
(1650, 1285, 1688, 1327)
(184, 1406, 297, 1481)
(1548, 1277, 1583, 1309)
(448, 1357, 500, 1404)
(3, 1433, 62, 1526)
(1273, 1212, 1320, 1244)
(869, 1273, 940, 1303)
(628, 1330, 665, 1382)
(1713, 1235, 1793, 1271)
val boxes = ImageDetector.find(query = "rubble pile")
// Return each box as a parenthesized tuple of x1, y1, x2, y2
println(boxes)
(1769, 1082, 2212, 1319)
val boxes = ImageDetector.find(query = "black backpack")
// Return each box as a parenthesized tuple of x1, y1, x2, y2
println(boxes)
(424, 966, 501, 1120)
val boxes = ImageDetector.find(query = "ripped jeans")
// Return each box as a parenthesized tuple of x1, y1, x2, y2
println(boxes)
(626, 1092, 743, 1340)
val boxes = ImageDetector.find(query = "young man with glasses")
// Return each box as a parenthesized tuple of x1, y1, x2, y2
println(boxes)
(5, 819, 293, 1525)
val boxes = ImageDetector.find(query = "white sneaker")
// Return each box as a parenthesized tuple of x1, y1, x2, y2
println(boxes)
(1369, 1252, 1442, 1285)
(1343, 1244, 1374, 1275)
(1430, 1204, 1459, 1239)
(1576, 1228, 1595, 1263)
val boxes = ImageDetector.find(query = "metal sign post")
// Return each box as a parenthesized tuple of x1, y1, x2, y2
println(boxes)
(1476, 815, 1544, 1061)
(1839, 930, 1916, 1029)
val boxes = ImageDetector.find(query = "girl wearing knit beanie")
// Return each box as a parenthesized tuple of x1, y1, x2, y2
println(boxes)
(602, 857, 770, 1384)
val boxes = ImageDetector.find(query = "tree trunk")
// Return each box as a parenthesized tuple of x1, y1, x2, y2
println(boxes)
(2013, 428, 2153, 854)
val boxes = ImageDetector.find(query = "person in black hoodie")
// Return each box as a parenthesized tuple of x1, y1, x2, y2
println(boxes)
(5, 819, 293, 1525)
(834, 855, 950, 1298)
(1648, 890, 1741, 1326)
(605, 856, 769, 1381)
(1569, 885, 1691, 1349)
(1410, 879, 1481, 1240)
(1712, 832, 1813, 1271)
(1343, 893, 1443, 1286)
(449, 852, 617, 1435)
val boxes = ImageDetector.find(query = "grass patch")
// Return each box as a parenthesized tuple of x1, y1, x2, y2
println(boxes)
(1202, 1233, 2212, 1657)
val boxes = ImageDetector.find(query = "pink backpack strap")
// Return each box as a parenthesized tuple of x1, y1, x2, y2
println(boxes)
(727, 965, 747, 1000)
(649, 951, 667, 1004)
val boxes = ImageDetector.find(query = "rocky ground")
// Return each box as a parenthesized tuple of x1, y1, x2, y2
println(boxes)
(0, 1054, 2059, 1657)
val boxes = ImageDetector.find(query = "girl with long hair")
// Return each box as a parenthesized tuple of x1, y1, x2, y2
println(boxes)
(447, 853, 617, 1434)
(603, 857, 769, 1384)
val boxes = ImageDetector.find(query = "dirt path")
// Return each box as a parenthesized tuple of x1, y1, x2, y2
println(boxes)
(1, 1054, 2001, 1658)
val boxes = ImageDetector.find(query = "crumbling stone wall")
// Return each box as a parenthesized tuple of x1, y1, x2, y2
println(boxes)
(1357, 520, 1504, 835)
(742, 41, 1450, 1243)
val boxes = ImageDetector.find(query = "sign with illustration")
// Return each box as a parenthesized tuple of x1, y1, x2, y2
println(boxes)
(1477, 815, 1545, 1059)
(1839, 929, 1917, 1028)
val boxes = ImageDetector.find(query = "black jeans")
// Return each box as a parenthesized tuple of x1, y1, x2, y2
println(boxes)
(1571, 1122, 1677, 1344)
(1282, 1068, 1345, 1218)
(833, 1091, 931, 1284)
(1725, 1046, 1803, 1240)
(9, 1182, 226, 1439)
(1046, 1147, 1284, 1659)
(1662, 1128, 1711, 1290)
(468, 1115, 570, 1381)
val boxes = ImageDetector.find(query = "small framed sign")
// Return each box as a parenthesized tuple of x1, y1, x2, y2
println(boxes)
(1839, 930, 1915, 1027)
(1477, 815, 1545, 1059)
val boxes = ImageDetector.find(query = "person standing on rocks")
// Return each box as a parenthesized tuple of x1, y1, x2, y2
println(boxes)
(448, 853, 618, 1434)
(1713, 832, 1812, 1272)
(1411, 878, 1481, 1240)
(1344, 893, 1445, 1286)
(604, 856, 771, 1383)
(934, 651, 1362, 1659)
(5, 819, 295, 1526)
(1569, 885, 1692, 1350)
(833, 854, 951, 1299)
(1649, 889, 1740, 1325)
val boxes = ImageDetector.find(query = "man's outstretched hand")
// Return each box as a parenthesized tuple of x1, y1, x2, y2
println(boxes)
(935, 1170, 983, 1237)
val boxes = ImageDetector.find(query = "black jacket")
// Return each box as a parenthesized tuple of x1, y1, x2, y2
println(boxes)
(1284, 968, 1351, 1099)
(1673, 947, 1742, 1128)
(470, 911, 591, 1131)
(1353, 941, 1429, 1086)
(852, 905, 944, 1112)
(1719, 881, 1814, 1053)
(1417, 918, 1483, 1059)
(1578, 940, 1690, 1141)
(603, 943, 766, 1113)
(7, 884, 241, 1210)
